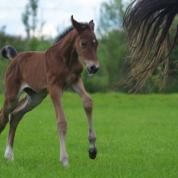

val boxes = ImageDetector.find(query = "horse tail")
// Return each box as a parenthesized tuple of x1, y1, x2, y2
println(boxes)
(1, 45, 17, 60)
(124, 0, 178, 53)
(123, 0, 178, 92)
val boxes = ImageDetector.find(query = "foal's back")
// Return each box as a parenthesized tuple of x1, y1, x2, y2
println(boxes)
(6, 51, 47, 92)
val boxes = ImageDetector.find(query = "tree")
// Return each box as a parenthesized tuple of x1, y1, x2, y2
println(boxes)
(97, 0, 128, 91)
(98, 0, 126, 35)
(22, 0, 39, 38)
(22, 4, 31, 39)
(30, 0, 38, 37)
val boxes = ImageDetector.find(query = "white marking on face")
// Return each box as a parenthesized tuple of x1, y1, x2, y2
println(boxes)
(93, 39, 96, 44)
(85, 60, 100, 68)
(78, 56, 100, 74)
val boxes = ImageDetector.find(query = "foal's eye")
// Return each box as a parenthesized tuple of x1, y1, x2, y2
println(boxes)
(80, 41, 87, 48)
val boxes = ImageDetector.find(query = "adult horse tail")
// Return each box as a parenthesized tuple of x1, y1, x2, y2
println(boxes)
(123, 0, 178, 92)
(1, 45, 17, 60)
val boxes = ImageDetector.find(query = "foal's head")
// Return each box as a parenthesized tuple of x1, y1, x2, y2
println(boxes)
(71, 16, 100, 75)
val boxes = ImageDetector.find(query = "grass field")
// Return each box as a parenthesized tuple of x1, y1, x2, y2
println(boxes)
(0, 93, 178, 178)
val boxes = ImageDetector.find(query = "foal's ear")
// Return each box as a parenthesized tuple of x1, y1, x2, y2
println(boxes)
(71, 15, 81, 31)
(89, 20, 95, 31)
(71, 15, 87, 32)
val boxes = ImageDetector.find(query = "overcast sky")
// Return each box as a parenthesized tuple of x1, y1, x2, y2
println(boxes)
(0, 0, 107, 37)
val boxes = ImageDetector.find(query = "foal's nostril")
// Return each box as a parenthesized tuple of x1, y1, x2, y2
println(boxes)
(90, 65, 96, 71)
(88, 65, 99, 74)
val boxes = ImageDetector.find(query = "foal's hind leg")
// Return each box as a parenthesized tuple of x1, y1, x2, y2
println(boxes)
(4, 91, 46, 160)
(0, 84, 20, 134)
(73, 78, 97, 159)
(4, 97, 27, 160)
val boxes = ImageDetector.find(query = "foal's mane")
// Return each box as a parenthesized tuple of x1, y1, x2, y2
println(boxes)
(55, 26, 74, 43)
(55, 22, 90, 43)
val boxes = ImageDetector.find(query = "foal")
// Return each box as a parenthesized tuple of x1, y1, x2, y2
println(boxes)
(0, 16, 100, 167)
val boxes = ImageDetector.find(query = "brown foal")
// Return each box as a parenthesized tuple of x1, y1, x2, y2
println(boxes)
(0, 16, 100, 167)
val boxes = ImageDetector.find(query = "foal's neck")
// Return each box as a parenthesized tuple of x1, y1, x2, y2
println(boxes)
(57, 29, 78, 62)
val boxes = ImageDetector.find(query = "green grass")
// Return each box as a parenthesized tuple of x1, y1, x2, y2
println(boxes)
(0, 93, 178, 178)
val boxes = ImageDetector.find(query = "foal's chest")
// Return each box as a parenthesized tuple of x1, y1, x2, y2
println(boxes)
(65, 64, 83, 86)
(65, 73, 79, 84)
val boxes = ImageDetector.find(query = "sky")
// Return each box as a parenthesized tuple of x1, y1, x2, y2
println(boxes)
(0, 0, 107, 38)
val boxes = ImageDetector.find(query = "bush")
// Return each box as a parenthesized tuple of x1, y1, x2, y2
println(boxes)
(83, 70, 109, 93)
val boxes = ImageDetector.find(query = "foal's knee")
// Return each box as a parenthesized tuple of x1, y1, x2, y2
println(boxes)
(58, 120, 67, 135)
(83, 96, 92, 113)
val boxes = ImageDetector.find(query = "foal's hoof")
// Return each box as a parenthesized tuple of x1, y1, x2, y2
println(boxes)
(89, 147, 97, 159)
(60, 158, 69, 167)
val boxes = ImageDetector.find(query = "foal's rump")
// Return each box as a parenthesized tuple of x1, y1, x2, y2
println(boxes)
(18, 52, 47, 92)
(5, 51, 47, 94)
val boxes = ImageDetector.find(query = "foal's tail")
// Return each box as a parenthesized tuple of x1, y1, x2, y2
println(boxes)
(1, 45, 17, 60)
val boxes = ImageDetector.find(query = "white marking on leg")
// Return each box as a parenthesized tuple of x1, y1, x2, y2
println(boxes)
(4, 145, 14, 161)
(60, 135, 69, 167)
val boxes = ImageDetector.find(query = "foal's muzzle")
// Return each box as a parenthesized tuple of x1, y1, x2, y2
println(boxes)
(87, 65, 99, 75)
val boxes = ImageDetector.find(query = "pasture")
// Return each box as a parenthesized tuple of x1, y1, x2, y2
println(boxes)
(0, 93, 178, 178)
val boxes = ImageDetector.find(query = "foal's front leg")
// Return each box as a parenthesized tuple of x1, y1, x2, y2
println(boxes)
(73, 78, 97, 159)
(48, 85, 68, 167)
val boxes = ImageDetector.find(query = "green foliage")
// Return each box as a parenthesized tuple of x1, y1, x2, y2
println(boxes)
(90, 0, 129, 92)
(99, 30, 127, 86)
(83, 69, 109, 93)
(25, 37, 51, 51)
